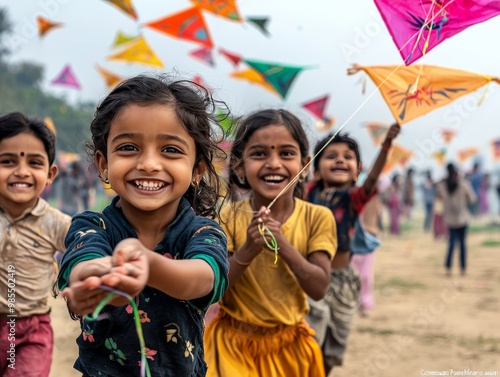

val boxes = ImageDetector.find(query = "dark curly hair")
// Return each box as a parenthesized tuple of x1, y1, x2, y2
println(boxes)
(85, 74, 231, 219)
(311, 132, 361, 189)
(0, 112, 56, 165)
(228, 109, 309, 199)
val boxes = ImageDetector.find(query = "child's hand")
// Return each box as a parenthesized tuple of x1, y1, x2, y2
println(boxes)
(384, 123, 401, 143)
(244, 206, 271, 253)
(101, 238, 150, 302)
(61, 257, 115, 315)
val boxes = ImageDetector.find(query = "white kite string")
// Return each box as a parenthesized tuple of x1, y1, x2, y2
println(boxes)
(266, 0, 457, 211)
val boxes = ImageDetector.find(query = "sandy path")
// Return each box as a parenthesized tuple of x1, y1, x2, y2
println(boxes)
(49, 212, 500, 377)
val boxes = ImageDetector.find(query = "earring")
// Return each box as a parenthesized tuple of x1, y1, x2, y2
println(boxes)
(104, 178, 109, 184)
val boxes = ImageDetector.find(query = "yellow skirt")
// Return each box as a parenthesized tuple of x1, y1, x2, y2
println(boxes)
(204, 312, 325, 377)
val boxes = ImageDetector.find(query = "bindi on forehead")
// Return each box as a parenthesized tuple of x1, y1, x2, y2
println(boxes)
(271, 145, 275, 149)
(20, 151, 25, 157)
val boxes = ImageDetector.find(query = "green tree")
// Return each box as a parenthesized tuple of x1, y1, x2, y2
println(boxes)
(0, 6, 94, 153)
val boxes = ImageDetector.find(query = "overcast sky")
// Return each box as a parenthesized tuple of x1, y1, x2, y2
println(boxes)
(2, 0, 500, 177)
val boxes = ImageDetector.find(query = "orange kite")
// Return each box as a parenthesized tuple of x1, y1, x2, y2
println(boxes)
(37, 16, 63, 37)
(348, 64, 500, 124)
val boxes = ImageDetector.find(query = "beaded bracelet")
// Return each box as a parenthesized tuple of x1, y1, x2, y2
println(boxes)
(232, 252, 251, 266)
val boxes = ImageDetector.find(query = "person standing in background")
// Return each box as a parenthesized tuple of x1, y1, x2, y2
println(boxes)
(402, 167, 415, 220)
(437, 163, 476, 277)
(421, 170, 437, 232)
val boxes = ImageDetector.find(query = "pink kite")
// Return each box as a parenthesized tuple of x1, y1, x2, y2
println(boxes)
(189, 47, 215, 67)
(50, 64, 81, 89)
(375, 0, 500, 65)
(302, 95, 329, 119)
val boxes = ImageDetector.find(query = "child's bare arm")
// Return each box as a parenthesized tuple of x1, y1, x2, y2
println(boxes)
(363, 123, 401, 195)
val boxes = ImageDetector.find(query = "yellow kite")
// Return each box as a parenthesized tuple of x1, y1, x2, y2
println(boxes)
(111, 31, 139, 49)
(106, 36, 164, 68)
(230, 68, 280, 96)
(457, 147, 479, 163)
(102, 0, 138, 20)
(364, 121, 389, 145)
(348, 64, 500, 125)
(382, 143, 413, 174)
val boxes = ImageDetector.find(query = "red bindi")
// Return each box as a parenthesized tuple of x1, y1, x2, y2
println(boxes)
(271, 145, 275, 149)
(20, 152, 25, 157)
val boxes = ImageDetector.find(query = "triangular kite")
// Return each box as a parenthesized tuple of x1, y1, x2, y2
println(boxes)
(50, 64, 81, 89)
(144, 7, 213, 48)
(491, 138, 500, 161)
(432, 148, 448, 165)
(218, 48, 242, 67)
(191, 75, 213, 92)
(189, 47, 215, 67)
(302, 95, 329, 119)
(102, 0, 138, 20)
(382, 143, 413, 174)
(364, 122, 389, 145)
(246, 17, 271, 37)
(43, 117, 56, 136)
(348, 63, 500, 124)
(457, 147, 479, 163)
(375, 0, 500, 65)
(111, 31, 139, 49)
(107, 36, 164, 68)
(95, 65, 125, 89)
(190, 0, 242, 21)
(440, 129, 458, 145)
(230, 68, 279, 96)
(37, 16, 63, 37)
(243, 59, 309, 99)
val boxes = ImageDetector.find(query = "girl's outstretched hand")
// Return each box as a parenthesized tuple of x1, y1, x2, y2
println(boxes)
(101, 238, 150, 301)
(61, 257, 115, 315)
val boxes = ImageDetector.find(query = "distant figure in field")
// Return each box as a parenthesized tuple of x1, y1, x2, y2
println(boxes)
(467, 162, 482, 216)
(437, 163, 476, 276)
(421, 170, 437, 232)
(478, 173, 490, 216)
(385, 174, 402, 235)
(402, 167, 415, 220)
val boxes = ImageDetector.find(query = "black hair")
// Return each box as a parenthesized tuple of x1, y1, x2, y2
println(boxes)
(445, 162, 458, 194)
(85, 74, 231, 218)
(0, 112, 56, 165)
(311, 132, 361, 189)
(228, 109, 309, 199)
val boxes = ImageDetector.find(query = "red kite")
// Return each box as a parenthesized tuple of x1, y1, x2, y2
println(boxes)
(144, 7, 213, 48)
(218, 48, 242, 67)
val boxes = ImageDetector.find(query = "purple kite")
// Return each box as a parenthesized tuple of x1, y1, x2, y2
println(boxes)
(375, 0, 500, 65)
(50, 64, 81, 89)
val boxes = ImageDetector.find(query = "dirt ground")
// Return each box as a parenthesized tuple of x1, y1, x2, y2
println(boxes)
(49, 210, 500, 377)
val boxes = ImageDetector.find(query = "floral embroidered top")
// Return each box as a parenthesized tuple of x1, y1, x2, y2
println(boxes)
(57, 196, 229, 377)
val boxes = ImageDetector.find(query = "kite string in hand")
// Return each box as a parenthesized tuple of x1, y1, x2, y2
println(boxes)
(84, 285, 151, 377)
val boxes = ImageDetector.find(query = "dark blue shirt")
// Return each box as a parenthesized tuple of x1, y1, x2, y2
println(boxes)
(57, 196, 229, 377)
(307, 183, 374, 252)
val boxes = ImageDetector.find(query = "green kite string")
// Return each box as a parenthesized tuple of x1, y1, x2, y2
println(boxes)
(258, 223, 279, 264)
(84, 285, 151, 377)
